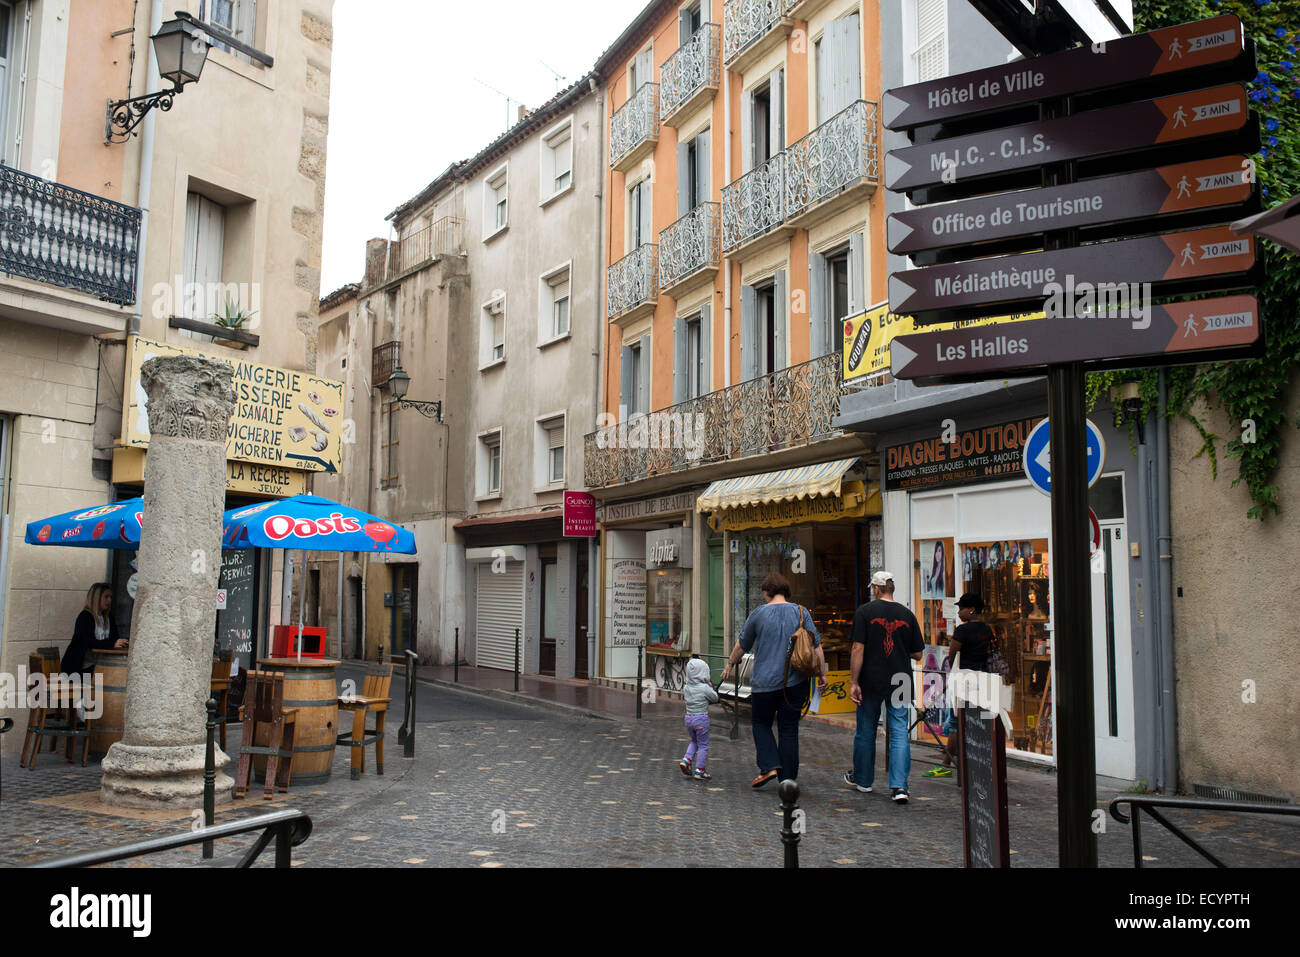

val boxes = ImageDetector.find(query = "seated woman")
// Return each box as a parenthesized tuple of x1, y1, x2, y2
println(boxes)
(60, 582, 127, 674)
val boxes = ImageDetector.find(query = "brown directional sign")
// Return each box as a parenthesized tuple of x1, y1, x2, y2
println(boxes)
(885, 83, 1249, 193)
(888, 155, 1254, 255)
(890, 295, 1261, 383)
(884, 14, 1245, 130)
(889, 225, 1256, 318)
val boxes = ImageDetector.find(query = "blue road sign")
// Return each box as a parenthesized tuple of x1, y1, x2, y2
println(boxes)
(1023, 418, 1106, 496)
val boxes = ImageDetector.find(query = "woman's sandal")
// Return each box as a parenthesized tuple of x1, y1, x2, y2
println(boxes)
(751, 770, 778, 789)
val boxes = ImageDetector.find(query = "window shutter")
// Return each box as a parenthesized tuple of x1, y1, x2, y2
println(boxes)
(620, 345, 634, 414)
(235, 0, 257, 45)
(816, 38, 832, 125)
(741, 90, 753, 174)
(639, 181, 653, 247)
(699, 303, 713, 393)
(695, 129, 710, 198)
(769, 69, 784, 152)
(680, 4, 693, 45)
(809, 251, 827, 359)
(636, 47, 654, 88)
(677, 142, 691, 218)
(844, 13, 862, 110)
(774, 269, 788, 370)
(740, 285, 758, 380)
(914, 0, 947, 83)
(849, 232, 865, 314)
(673, 316, 688, 404)
(637, 339, 651, 414)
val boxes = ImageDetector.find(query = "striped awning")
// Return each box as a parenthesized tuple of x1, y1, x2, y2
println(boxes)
(696, 458, 860, 512)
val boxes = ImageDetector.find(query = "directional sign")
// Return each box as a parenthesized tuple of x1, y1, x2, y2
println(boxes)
(889, 225, 1256, 318)
(885, 83, 1249, 194)
(887, 155, 1254, 255)
(889, 295, 1261, 383)
(1023, 418, 1105, 496)
(883, 14, 1243, 129)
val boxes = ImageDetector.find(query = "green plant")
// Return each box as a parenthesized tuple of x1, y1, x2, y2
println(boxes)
(212, 297, 256, 331)
(1084, 0, 1300, 520)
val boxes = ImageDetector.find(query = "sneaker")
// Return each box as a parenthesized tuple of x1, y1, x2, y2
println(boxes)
(922, 766, 952, 778)
(891, 788, 910, 804)
(679, 759, 692, 777)
(692, 768, 711, 781)
(842, 770, 872, 793)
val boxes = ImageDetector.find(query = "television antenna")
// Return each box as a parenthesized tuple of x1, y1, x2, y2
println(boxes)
(539, 59, 567, 93)
(474, 77, 529, 132)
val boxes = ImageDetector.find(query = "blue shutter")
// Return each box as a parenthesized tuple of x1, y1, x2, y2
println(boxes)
(638, 338, 651, 415)
(741, 90, 753, 174)
(740, 285, 758, 380)
(677, 142, 691, 218)
(699, 303, 713, 394)
(809, 251, 827, 358)
(673, 316, 688, 404)
(849, 232, 865, 314)
(771, 69, 784, 152)
(696, 129, 711, 198)
(774, 269, 788, 371)
(620, 345, 634, 414)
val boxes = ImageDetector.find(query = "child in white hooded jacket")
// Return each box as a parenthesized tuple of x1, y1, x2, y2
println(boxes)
(679, 657, 719, 780)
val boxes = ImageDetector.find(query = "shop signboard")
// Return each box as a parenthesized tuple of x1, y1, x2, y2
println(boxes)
(646, 527, 692, 568)
(111, 447, 309, 498)
(562, 491, 597, 537)
(885, 83, 1250, 194)
(709, 481, 876, 530)
(599, 490, 700, 523)
(889, 295, 1262, 383)
(959, 708, 1011, 868)
(887, 155, 1254, 256)
(1022, 418, 1106, 495)
(883, 14, 1243, 130)
(609, 559, 647, 647)
(884, 419, 1042, 493)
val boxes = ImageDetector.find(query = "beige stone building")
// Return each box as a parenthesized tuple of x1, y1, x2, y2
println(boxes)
(1, 0, 336, 752)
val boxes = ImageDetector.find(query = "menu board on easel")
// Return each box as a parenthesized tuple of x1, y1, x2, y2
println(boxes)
(216, 549, 258, 675)
(959, 708, 1011, 868)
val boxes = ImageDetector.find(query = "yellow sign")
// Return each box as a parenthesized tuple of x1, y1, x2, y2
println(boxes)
(122, 337, 344, 474)
(810, 670, 855, 715)
(842, 302, 1044, 382)
(710, 481, 879, 531)
(111, 447, 308, 498)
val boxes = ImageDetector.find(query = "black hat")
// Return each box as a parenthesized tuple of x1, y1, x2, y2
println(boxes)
(957, 593, 985, 612)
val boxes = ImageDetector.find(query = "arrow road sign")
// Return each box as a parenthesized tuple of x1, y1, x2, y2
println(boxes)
(883, 13, 1244, 130)
(1023, 418, 1105, 496)
(888, 225, 1256, 318)
(889, 295, 1261, 383)
(885, 83, 1249, 194)
(887, 155, 1254, 255)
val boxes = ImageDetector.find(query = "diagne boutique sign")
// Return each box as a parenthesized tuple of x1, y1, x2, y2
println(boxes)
(885, 417, 1042, 493)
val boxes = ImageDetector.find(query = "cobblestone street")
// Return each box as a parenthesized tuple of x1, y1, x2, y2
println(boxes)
(2, 666, 1297, 868)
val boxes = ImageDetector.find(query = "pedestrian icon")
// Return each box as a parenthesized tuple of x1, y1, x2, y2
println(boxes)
(1168, 37, 1183, 60)
(1183, 314, 1199, 338)
(1180, 242, 1197, 266)
(1172, 106, 1188, 128)
(1176, 175, 1191, 198)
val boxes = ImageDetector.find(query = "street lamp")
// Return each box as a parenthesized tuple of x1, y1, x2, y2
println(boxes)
(386, 365, 442, 421)
(106, 14, 211, 144)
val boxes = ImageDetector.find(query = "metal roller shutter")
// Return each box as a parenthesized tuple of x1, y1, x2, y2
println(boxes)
(476, 561, 524, 670)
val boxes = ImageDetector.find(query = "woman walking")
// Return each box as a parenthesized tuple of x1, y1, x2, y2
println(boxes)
(723, 573, 828, 789)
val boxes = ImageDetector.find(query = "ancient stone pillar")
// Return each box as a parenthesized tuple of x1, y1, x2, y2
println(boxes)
(101, 356, 236, 809)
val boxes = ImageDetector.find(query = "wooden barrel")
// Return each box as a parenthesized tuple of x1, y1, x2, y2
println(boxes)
(253, 659, 339, 784)
(87, 649, 128, 754)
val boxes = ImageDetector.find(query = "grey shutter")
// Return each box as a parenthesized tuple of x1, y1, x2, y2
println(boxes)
(740, 285, 758, 380)
(637, 338, 652, 414)
(679, 4, 693, 44)
(673, 316, 688, 404)
(809, 251, 827, 358)
(699, 0, 710, 24)
(741, 90, 753, 174)
(695, 129, 710, 198)
(774, 269, 788, 371)
(816, 37, 832, 125)
(620, 346, 635, 414)
(849, 232, 865, 314)
(636, 47, 654, 88)
(677, 142, 691, 217)
(639, 182, 653, 247)
(770, 69, 784, 152)
(843, 13, 862, 113)
(699, 303, 713, 393)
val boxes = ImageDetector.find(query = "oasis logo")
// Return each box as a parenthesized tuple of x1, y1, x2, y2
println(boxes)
(61, 525, 83, 540)
(49, 887, 151, 937)
(263, 513, 362, 541)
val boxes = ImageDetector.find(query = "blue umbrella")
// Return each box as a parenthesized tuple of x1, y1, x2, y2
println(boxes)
(24, 498, 145, 550)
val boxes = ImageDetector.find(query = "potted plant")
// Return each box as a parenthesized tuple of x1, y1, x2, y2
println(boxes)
(212, 297, 257, 349)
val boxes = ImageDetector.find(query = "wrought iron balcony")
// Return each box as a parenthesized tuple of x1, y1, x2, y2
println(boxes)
(0, 164, 141, 305)
(721, 152, 786, 253)
(785, 100, 880, 225)
(584, 351, 849, 488)
(372, 340, 401, 387)
(609, 83, 660, 173)
(396, 216, 463, 272)
(723, 0, 797, 69)
(659, 203, 720, 292)
(606, 243, 658, 321)
(661, 24, 721, 126)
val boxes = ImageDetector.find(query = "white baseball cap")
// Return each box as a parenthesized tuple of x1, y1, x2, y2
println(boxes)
(870, 570, 894, 587)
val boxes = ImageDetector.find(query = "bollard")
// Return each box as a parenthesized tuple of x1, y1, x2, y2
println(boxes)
(402, 649, 416, 758)
(636, 644, 643, 720)
(454, 627, 459, 683)
(203, 697, 217, 860)
(514, 626, 520, 692)
(779, 779, 801, 869)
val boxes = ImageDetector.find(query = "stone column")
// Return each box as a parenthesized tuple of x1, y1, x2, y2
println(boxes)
(101, 356, 237, 809)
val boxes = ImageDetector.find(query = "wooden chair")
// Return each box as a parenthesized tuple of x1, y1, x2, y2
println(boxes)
(336, 664, 393, 780)
(210, 654, 233, 750)
(233, 670, 297, 800)
(20, 653, 91, 768)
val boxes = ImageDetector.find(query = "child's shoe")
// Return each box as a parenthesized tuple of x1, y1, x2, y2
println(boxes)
(692, 768, 711, 780)
(679, 758, 692, 776)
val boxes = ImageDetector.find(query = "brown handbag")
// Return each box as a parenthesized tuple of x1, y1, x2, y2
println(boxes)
(786, 606, 820, 678)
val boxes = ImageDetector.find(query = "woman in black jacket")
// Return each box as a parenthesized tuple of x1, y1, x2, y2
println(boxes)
(60, 583, 126, 674)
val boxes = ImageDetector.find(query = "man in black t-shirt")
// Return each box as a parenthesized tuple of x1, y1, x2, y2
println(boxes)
(844, 571, 924, 803)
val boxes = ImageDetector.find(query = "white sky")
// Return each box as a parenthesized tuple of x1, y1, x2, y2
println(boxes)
(321, 0, 650, 295)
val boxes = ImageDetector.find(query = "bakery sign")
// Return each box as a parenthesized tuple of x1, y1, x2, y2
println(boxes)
(122, 336, 344, 473)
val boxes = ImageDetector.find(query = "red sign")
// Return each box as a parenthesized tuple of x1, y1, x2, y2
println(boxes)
(1090, 509, 1102, 557)
(563, 492, 596, 537)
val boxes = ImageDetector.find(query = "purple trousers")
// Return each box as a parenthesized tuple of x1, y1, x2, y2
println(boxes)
(683, 713, 710, 770)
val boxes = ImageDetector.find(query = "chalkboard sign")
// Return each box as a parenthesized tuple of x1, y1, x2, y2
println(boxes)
(216, 549, 258, 675)
(959, 707, 1010, 868)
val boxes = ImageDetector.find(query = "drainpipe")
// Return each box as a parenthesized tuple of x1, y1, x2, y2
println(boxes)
(723, 62, 732, 388)
(591, 78, 604, 680)
(1154, 369, 1178, 793)
(130, 0, 163, 332)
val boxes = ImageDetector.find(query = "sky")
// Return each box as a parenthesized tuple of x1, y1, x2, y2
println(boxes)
(321, 0, 650, 295)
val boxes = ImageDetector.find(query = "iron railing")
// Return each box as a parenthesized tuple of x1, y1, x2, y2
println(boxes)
(723, 0, 797, 66)
(0, 164, 141, 305)
(397, 216, 463, 272)
(607, 243, 658, 320)
(584, 351, 848, 488)
(721, 152, 786, 252)
(659, 203, 720, 290)
(661, 23, 721, 121)
(610, 83, 659, 169)
(1109, 794, 1300, 868)
(785, 100, 880, 219)
(372, 340, 401, 387)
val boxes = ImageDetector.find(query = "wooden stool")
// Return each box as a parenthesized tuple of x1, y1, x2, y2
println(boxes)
(233, 670, 297, 800)
(336, 664, 393, 780)
(20, 654, 91, 768)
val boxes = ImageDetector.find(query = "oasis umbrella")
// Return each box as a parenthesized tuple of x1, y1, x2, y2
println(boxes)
(222, 495, 415, 660)
(24, 498, 145, 550)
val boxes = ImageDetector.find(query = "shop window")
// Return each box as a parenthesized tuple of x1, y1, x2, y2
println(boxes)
(647, 567, 689, 650)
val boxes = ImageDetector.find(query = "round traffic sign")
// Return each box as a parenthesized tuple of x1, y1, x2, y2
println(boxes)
(1023, 418, 1107, 496)
(1089, 509, 1101, 556)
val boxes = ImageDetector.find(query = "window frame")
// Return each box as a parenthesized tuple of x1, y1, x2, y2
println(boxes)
(538, 263, 572, 346)
(480, 294, 506, 369)
(483, 162, 510, 242)
(534, 412, 567, 491)
(477, 429, 503, 501)
(539, 117, 575, 206)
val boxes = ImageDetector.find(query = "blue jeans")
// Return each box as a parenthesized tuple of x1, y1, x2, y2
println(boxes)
(852, 694, 911, 790)
(750, 681, 809, 780)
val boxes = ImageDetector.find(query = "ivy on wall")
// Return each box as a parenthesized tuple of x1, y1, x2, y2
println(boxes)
(1084, 0, 1300, 520)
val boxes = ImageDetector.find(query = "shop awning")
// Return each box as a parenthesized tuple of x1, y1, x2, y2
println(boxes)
(696, 458, 860, 512)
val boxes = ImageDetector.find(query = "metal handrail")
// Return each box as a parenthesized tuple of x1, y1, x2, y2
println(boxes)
(1108, 794, 1300, 868)
(393, 648, 418, 758)
(31, 809, 313, 868)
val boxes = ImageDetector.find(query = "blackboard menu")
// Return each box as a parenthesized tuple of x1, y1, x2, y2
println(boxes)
(959, 708, 1010, 868)
(216, 549, 258, 674)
